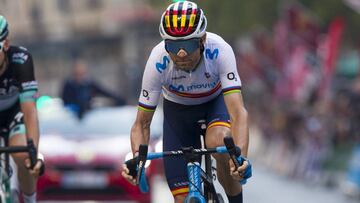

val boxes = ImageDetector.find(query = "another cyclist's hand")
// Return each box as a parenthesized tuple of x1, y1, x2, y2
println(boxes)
(229, 157, 252, 185)
(25, 158, 45, 177)
(121, 157, 138, 185)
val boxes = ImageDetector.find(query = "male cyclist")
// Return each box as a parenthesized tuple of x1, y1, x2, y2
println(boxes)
(0, 15, 43, 203)
(122, 1, 252, 202)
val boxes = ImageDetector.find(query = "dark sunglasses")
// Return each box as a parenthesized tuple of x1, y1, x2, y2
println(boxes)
(165, 38, 201, 55)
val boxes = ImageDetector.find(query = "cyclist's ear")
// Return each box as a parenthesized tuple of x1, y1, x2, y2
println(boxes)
(200, 33, 207, 44)
(3, 38, 10, 51)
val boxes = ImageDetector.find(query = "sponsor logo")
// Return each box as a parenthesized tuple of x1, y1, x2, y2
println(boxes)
(227, 72, 237, 81)
(142, 89, 150, 100)
(21, 81, 38, 90)
(169, 81, 217, 92)
(204, 72, 211, 78)
(12, 53, 29, 64)
(173, 182, 188, 188)
(205, 48, 219, 60)
(156, 56, 170, 73)
(186, 81, 217, 91)
(169, 84, 185, 92)
(171, 75, 186, 80)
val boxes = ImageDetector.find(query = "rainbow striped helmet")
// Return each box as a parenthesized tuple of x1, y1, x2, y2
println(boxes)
(159, 1, 207, 40)
(0, 15, 9, 41)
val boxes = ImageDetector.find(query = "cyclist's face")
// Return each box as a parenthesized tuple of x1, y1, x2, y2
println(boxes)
(0, 40, 8, 68)
(166, 37, 204, 71)
(168, 47, 201, 71)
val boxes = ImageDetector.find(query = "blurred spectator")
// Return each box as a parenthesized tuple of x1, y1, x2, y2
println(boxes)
(60, 59, 126, 119)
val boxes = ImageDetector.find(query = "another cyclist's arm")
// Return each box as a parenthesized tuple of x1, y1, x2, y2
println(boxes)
(20, 102, 39, 147)
(14, 51, 40, 147)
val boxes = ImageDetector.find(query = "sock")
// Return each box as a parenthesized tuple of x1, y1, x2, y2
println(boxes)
(23, 192, 36, 203)
(227, 191, 243, 203)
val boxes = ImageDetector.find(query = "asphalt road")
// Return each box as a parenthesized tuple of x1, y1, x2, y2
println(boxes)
(39, 166, 358, 203)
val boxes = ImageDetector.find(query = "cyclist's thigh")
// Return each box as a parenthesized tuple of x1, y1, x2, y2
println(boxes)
(5, 107, 27, 151)
(204, 95, 231, 148)
(163, 99, 204, 196)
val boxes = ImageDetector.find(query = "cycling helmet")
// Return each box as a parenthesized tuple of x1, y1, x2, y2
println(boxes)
(0, 15, 9, 41)
(159, 1, 207, 40)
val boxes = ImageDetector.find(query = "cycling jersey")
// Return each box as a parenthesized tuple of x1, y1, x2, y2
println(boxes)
(0, 46, 37, 136)
(138, 32, 242, 110)
(0, 46, 38, 112)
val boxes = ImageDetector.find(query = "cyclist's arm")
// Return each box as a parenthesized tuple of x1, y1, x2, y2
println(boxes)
(13, 50, 40, 147)
(130, 110, 154, 156)
(217, 40, 249, 157)
(20, 102, 40, 147)
(223, 93, 249, 157)
(131, 44, 164, 155)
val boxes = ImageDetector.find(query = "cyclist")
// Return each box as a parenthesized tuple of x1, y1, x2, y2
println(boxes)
(0, 15, 43, 203)
(122, 1, 252, 202)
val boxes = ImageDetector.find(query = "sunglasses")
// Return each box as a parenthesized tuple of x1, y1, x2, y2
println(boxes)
(165, 38, 201, 55)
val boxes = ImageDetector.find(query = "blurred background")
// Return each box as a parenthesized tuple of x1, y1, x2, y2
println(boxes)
(1, 0, 360, 202)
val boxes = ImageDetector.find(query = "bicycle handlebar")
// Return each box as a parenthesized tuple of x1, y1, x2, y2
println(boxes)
(129, 136, 243, 194)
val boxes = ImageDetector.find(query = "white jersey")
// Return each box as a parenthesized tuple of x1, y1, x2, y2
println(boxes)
(138, 32, 242, 111)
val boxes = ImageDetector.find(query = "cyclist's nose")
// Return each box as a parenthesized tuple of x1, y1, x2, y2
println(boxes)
(176, 49, 188, 58)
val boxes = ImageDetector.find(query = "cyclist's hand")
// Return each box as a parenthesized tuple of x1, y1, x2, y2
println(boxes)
(25, 158, 45, 177)
(229, 157, 252, 185)
(121, 157, 138, 185)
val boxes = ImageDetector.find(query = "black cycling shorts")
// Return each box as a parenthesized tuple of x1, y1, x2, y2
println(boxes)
(163, 94, 230, 196)
(0, 104, 25, 138)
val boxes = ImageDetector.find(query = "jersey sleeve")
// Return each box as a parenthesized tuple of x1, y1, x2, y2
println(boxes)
(12, 49, 39, 102)
(138, 47, 163, 112)
(217, 42, 242, 95)
(12, 50, 37, 92)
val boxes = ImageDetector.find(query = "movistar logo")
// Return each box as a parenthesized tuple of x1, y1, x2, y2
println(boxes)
(156, 56, 170, 73)
(205, 48, 219, 60)
(169, 84, 185, 92)
(186, 82, 217, 91)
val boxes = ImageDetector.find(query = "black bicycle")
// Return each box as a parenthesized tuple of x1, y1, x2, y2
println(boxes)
(126, 136, 243, 203)
(0, 129, 38, 203)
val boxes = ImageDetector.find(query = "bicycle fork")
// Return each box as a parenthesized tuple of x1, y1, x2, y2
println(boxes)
(185, 162, 206, 203)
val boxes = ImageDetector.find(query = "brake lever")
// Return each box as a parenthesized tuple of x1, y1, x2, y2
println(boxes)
(136, 144, 148, 185)
(27, 139, 37, 169)
(224, 136, 242, 169)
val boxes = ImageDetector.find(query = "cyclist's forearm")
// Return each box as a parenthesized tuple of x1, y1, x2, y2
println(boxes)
(21, 104, 40, 148)
(130, 123, 150, 155)
(231, 107, 249, 157)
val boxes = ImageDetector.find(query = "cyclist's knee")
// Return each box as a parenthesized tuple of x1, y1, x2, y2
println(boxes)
(212, 153, 228, 164)
(11, 152, 28, 168)
(174, 194, 187, 203)
(205, 126, 229, 148)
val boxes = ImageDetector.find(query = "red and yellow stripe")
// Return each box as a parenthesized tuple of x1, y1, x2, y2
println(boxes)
(171, 186, 189, 197)
(207, 121, 231, 130)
